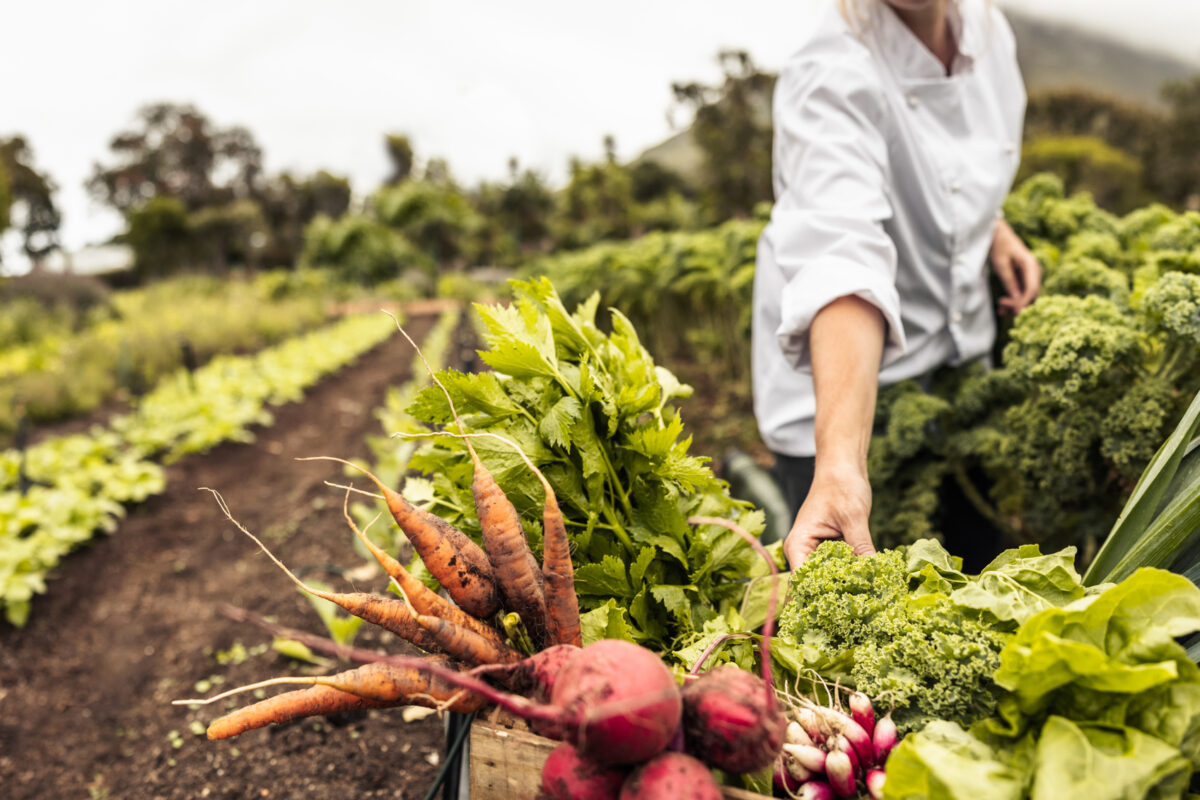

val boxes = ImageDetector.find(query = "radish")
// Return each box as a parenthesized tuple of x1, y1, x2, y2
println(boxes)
(866, 768, 887, 800)
(830, 734, 861, 778)
(783, 753, 813, 784)
(797, 782, 835, 800)
(774, 758, 805, 793)
(824, 750, 857, 799)
(539, 743, 626, 800)
(787, 720, 816, 747)
(783, 742, 827, 774)
(619, 752, 722, 800)
(848, 691, 875, 739)
(872, 712, 899, 765)
(815, 706, 874, 768)
(680, 664, 787, 773)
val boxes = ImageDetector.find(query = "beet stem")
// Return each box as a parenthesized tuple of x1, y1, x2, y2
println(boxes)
(687, 515, 780, 707)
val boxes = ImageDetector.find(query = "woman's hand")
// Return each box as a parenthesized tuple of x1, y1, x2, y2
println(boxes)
(783, 461, 875, 566)
(990, 219, 1042, 315)
(784, 294, 884, 568)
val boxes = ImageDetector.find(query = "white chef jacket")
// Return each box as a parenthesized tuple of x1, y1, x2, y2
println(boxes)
(752, 0, 1025, 458)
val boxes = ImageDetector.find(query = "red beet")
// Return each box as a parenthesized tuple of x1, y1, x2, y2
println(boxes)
(539, 742, 625, 800)
(681, 664, 786, 773)
(548, 639, 682, 765)
(619, 752, 722, 800)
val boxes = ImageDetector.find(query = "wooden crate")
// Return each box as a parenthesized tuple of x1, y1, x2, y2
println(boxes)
(468, 719, 771, 800)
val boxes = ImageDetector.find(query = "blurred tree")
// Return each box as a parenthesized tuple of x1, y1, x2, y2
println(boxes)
(188, 199, 269, 272)
(255, 170, 352, 267)
(385, 134, 415, 185)
(88, 102, 262, 213)
(471, 158, 556, 266)
(300, 213, 432, 287)
(1158, 76, 1200, 209)
(672, 50, 775, 222)
(0, 161, 11, 236)
(553, 140, 636, 249)
(0, 137, 62, 268)
(629, 160, 693, 204)
(123, 196, 192, 280)
(375, 179, 481, 266)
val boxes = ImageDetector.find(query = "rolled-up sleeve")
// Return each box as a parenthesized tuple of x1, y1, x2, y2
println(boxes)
(768, 58, 907, 371)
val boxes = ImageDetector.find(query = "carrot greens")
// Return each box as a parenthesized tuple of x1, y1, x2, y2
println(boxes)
(404, 278, 763, 653)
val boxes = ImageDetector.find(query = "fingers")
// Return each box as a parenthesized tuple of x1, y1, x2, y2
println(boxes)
(842, 520, 877, 558)
(992, 257, 1021, 304)
(784, 525, 839, 567)
(1016, 252, 1042, 307)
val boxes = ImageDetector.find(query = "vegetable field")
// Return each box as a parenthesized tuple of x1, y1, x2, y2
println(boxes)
(0, 311, 453, 799)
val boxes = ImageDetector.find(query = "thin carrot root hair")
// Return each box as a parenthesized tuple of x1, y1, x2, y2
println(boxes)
(174, 675, 334, 706)
(201, 488, 341, 605)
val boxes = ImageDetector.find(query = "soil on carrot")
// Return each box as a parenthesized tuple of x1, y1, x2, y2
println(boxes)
(0, 310, 460, 800)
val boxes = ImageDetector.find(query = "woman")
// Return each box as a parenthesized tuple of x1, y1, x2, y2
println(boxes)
(751, 0, 1042, 567)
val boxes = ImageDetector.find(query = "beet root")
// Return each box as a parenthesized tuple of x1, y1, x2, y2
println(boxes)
(539, 742, 626, 800)
(618, 752, 722, 800)
(681, 663, 786, 774)
(549, 639, 682, 765)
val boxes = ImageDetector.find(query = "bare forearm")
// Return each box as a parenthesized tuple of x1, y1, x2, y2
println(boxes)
(809, 295, 886, 474)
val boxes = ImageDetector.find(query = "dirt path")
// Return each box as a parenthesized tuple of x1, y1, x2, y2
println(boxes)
(0, 310, 454, 800)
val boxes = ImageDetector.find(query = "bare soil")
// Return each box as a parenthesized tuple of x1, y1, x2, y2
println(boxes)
(0, 310, 455, 800)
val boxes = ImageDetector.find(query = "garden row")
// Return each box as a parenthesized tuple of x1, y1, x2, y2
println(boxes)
(0, 312, 396, 626)
(0, 268, 433, 445)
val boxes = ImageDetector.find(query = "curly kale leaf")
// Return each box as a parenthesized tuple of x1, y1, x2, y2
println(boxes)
(780, 542, 1007, 733)
(1041, 256, 1130, 305)
(1002, 295, 1142, 400)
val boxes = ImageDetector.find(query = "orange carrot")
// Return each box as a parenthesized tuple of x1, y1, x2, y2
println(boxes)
(412, 609, 523, 666)
(398, 430, 581, 649)
(178, 661, 488, 741)
(205, 684, 397, 739)
(203, 489, 443, 654)
(393, 322, 550, 649)
(339, 493, 511, 651)
(297, 456, 501, 620)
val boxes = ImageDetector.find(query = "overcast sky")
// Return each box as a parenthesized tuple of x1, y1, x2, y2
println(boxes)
(2, 0, 1198, 267)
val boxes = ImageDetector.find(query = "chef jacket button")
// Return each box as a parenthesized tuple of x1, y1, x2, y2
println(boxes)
(951, 311, 963, 324)
(907, 94, 919, 108)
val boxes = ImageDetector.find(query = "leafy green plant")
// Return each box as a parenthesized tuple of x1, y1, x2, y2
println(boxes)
(403, 278, 763, 652)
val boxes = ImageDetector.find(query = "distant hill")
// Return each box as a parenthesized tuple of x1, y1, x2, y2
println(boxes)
(635, 8, 1199, 179)
(1006, 9, 1197, 108)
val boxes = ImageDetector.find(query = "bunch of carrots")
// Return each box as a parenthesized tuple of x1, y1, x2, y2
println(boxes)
(178, 324, 805, 799)
(178, 327, 587, 738)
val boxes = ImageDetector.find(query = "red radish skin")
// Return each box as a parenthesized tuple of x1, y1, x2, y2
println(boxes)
(825, 749, 857, 799)
(831, 734, 862, 778)
(866, 768, 887, 800)
(817, 707, 874, 768)
(873, 713, 899, 765)
(849, 691, 876, 738)
(619, 752, 722, 800)
(798, 781, 835, 800)
(680, 663, 786, 774)
(774, 759, 805, 793)
(539, 743, 626, 800)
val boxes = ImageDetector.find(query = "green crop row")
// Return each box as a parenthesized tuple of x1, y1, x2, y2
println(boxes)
(0, 313, 396, 626)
